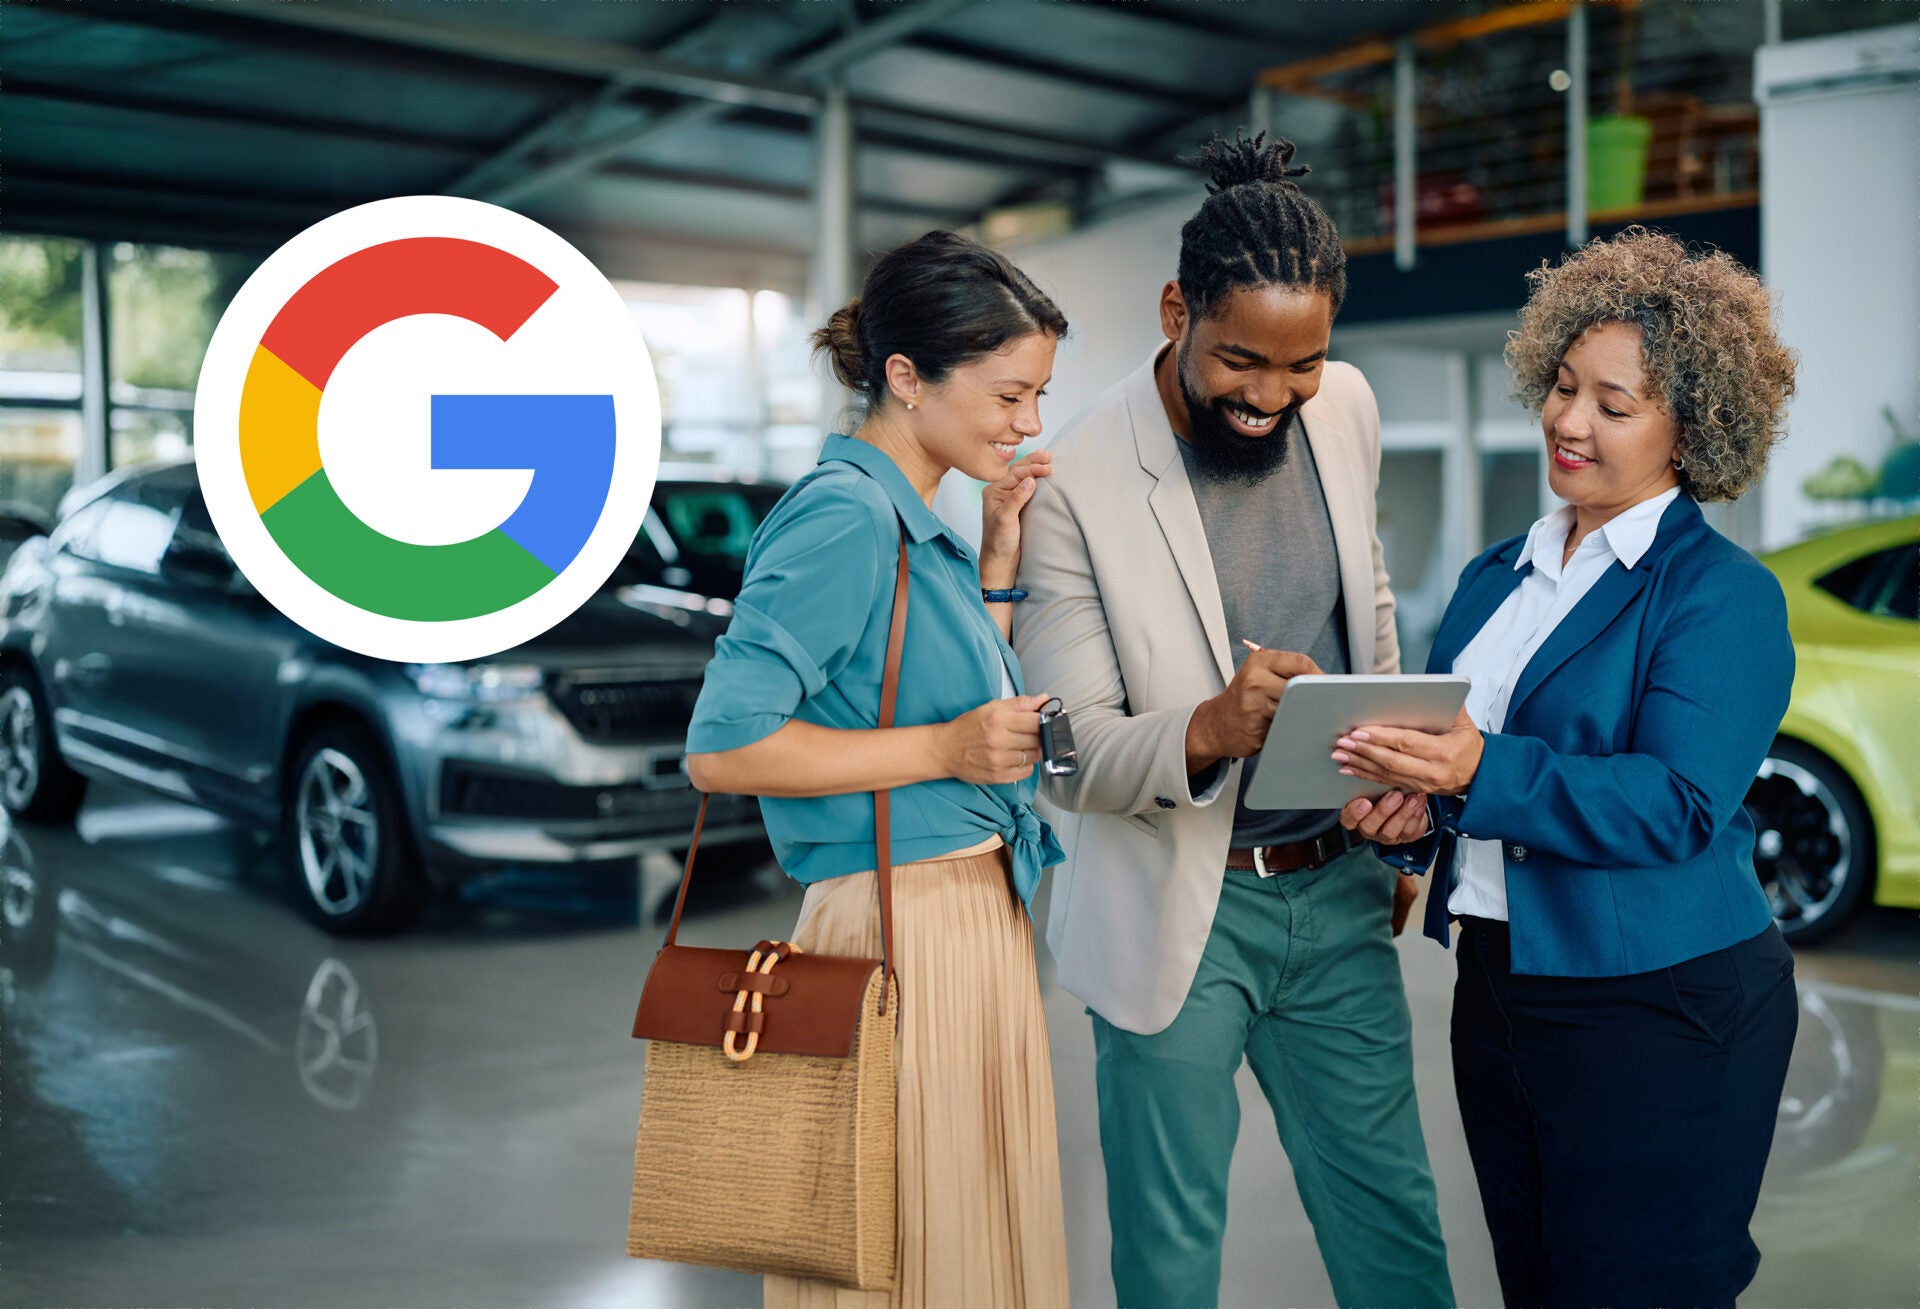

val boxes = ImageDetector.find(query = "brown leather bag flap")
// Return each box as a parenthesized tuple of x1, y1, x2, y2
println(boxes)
(631, 944, 884, 1057)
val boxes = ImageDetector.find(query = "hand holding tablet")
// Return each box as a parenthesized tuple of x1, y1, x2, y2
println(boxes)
(1332, 705, 1486, 798)
(1238, 658, 1471, 812)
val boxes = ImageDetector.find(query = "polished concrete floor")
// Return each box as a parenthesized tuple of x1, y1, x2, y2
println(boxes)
(6, 781, 1916, 1309)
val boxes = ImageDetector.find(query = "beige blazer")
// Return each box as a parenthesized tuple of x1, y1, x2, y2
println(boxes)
(1012, 343, 1398, 1035)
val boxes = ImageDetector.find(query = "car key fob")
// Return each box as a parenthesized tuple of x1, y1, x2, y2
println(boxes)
(1038, 698, 1079, 777)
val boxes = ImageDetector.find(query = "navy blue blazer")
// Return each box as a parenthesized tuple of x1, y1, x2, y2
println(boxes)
(1379, 492, 1794, 976)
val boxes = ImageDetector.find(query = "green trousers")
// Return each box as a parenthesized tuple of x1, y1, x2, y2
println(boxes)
(1092, 846, 1454, 1309)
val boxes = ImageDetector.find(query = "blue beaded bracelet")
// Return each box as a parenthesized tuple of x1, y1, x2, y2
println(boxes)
(981, 588, 1028, 603)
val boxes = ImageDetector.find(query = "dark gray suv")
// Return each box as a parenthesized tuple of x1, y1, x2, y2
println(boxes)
(0, 459, 781, 934)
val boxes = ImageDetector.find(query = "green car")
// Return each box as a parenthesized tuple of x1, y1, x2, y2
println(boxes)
(1747, 515, 1920, 943)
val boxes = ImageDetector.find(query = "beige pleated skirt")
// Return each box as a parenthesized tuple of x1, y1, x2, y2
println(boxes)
(763, 839, 1071, 1309)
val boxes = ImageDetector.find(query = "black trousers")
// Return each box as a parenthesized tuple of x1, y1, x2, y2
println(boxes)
(1452, 917, 1798, 1309)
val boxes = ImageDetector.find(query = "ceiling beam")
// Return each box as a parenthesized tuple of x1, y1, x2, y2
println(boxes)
(591, 162, 971, 224)
(852, 99, 1191, 175)
(0, 159, 964, 248)
(441, 8, 739, 197)
(34, 1, 596, 100)
(2, 76, 1117, 212)
(898, 34, 1226, 111)
(478, 0, 976, 206)
(157, 0, 820, 115)
(37, 0, 1193, 207)
(0, 167, 349, 226)
(1086, 3, 1304, 51)
(2, 203, 290, 254)
(3, 78, 489, 157)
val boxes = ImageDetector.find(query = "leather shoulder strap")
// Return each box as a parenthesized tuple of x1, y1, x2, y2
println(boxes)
(873, 527, 909, 1014)
(664, 513, 914, 1018)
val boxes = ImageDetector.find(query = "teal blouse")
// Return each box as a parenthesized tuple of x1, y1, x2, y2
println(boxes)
(684, 433, 1065, 909)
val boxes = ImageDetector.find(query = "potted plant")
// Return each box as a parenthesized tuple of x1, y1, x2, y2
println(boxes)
(1587, 3, 1652, 211)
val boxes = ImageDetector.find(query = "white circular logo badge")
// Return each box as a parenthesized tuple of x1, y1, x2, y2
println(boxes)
(193, 195, 661, 662)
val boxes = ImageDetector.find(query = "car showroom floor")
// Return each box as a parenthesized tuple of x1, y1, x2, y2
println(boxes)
(6, 781, 1916, 1309)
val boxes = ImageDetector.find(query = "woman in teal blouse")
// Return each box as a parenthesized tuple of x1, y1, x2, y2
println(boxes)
(685, 231, 1072, 1308)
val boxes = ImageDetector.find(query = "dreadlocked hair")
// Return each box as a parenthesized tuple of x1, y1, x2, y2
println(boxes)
(1177, 130, 1346, 320)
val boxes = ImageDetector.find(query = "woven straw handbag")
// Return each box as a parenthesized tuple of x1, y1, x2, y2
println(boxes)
(625, 530, 909, 1290)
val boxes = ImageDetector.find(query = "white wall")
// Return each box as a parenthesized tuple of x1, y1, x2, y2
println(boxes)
(1001, 196, 1194, 439)
(932, 196, 1192, 549)
(1757, 23, 1920, 548)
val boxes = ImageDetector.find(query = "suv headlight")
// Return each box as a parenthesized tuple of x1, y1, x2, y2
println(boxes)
(406, 662, 546, 704)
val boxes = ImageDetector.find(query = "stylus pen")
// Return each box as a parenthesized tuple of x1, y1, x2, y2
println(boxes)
(1242, 639, 1263, 652)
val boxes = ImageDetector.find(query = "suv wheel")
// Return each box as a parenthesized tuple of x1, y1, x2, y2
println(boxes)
(284, 723, 426, 935)
(0, 664, 86, 824)
(1744, 738, 1875, 945)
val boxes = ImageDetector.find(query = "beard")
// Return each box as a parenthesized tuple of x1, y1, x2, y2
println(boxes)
(1176, 337, 1301, 487)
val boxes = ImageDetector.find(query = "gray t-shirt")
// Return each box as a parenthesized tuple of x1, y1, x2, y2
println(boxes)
(1175, 429, 1350, 846)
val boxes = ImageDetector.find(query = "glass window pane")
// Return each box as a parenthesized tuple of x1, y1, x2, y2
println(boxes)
(1378, 450, 1447, 672)
(1815, 547, 1896, 612)
(1481, 450, 1542, 547)
(110, 406, 193, 471)
(0, 236, 85, 403)
(755, 289, 821, 426)
(1881, 544, 1920, 622)
(0, 407, 79, 518)
(91, 496, 178, 575)
(655, 485, 783, 565)
(619, 283, 754, 454)
(108, 243, 250, 400)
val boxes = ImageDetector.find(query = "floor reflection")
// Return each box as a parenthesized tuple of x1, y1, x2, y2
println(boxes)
(2, 782, 1914, 1308)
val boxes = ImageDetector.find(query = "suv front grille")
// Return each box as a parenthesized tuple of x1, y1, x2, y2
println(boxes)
(438, 762, 758, 829)
(548, 675, 704, 742)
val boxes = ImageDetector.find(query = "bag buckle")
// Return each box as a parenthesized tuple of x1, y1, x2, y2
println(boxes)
(723, 939, 803, 1063)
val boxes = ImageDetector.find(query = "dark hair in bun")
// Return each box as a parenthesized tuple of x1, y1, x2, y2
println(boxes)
(1178, 129, 1346, 319)
(810, 230, 1067, 411)
(815, 299, 867, 393)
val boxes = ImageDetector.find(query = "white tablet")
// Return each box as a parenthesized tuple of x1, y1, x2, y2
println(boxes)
(1241, 674, 1471, 812)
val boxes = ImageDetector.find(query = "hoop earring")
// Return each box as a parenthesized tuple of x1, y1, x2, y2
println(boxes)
(1671, 456, 1683, 469)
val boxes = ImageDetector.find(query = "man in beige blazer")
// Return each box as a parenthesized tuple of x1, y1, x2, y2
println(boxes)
(1012, 133, 1452, 1308)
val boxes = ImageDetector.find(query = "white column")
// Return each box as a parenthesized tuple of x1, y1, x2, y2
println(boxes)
(811, 80, 857, 430)
(78, 241, 111, 483)
(811, 80, 857, 326)
(1443, 347, 1474, 571)
(742, 287, 766, 475)
(1566, 3, 1589, 250)
(1394, 39, 1417, 272)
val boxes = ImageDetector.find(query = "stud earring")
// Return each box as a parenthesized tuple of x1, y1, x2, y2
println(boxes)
(905, 401, 915, 411)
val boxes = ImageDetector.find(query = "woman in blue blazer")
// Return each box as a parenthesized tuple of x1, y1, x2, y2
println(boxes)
(1334, 228, 1801, 1309)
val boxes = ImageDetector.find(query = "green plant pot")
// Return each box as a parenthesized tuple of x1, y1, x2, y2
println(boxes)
(1587, 113, 1652, 212)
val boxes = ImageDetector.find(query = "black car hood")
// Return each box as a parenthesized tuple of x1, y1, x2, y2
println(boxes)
(506, 587, 728, 666)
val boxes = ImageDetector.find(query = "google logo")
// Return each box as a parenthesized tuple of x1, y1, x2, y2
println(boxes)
(195, 197, 661, 663)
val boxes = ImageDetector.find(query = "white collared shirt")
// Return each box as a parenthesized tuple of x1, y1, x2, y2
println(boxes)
(1447, 486, 1680, 921)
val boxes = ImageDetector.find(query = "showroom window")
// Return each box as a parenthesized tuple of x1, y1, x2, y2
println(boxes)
(108, 242, 251, 469)
(619, 282, 823, 482)
(0, 235, 254, 518)
(0, 235, 85, 516)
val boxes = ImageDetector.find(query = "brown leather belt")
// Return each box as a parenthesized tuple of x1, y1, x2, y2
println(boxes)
(1226, 825, 1359, 877)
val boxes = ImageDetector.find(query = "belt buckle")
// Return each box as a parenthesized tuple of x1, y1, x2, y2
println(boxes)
(1318, 828, 1348, 867)
(1252, 845, 1275, 878)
